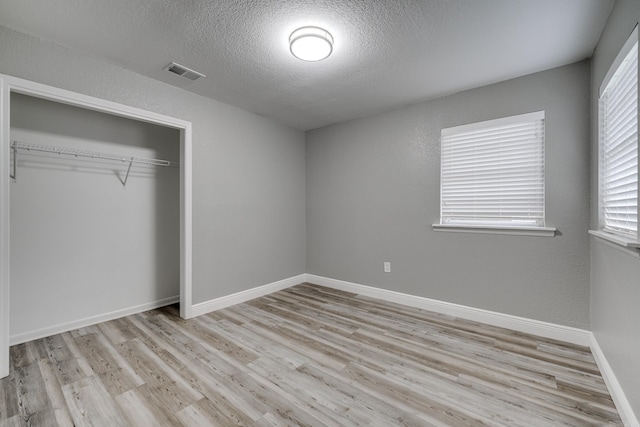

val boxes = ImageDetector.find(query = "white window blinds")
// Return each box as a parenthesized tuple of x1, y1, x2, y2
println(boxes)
(440, 111, 545, 227)
(600, 38, 638, 238)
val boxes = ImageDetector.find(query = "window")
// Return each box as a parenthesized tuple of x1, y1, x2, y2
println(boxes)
(598, 27, 638, 241)
(435, 111, 552, 236)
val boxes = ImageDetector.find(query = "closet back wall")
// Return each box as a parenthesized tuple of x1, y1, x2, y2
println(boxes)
(10, 93, 180, 340)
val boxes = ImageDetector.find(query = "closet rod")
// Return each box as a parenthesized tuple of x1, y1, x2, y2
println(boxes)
(11, 141, 173, 168)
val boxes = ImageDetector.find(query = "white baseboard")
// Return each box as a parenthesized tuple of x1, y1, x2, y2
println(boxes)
(190, 274, 306, 318)
(305, 274, 591, 346)
(10, 295, 179, 346)
(590, 334, 639, 427)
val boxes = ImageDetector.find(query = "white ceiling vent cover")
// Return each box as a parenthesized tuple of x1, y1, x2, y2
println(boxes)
(164, 62, 205, 81)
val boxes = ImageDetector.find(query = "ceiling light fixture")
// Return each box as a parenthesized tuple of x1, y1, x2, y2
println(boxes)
(289, 26, 333, 62)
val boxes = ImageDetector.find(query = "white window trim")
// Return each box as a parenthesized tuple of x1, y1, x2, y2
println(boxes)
(588, 230, 640, 249)
(592, 25, 639, 249)
(435, 111, 555, 237)
(433, 223, 556, 237)
(441, 111, 544, 137)
(599, 25, 639, 98)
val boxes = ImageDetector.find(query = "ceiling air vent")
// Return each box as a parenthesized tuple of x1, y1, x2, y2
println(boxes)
(164, 62, 205, 82)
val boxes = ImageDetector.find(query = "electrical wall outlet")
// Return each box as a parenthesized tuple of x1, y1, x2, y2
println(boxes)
(384, 262, 391, 273)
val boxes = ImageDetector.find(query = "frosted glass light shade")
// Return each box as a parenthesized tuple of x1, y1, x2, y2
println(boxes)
(290, 27, 333, 61)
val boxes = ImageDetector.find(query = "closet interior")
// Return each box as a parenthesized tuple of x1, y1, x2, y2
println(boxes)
(9, 93, 180, 341)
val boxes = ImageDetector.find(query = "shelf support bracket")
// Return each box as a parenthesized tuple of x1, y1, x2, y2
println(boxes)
(9, 145, 17, 181)
(122, 157, 133, 187)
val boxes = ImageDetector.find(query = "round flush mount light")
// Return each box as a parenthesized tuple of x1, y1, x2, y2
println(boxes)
(289, 26, 333, 62)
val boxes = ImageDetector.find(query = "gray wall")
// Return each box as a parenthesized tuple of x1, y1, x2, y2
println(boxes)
(10, 93, 180, 336)
(0, 26, 306, 306)
(589, 0, 640, 417)
(307, 61, 591, 328)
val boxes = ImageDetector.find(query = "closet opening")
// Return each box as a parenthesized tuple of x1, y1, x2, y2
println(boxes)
(0, 75, 193, 378)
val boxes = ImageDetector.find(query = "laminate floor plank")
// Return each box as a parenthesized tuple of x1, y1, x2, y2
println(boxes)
(114, 389, 167, 427)
(174, 402, 218, 427)
(129, 316, 268, 424)
(138, 336, 263, 425)
(117, 339, 203, 411)
(220, 308, 351, 371)
(240, 368, 345, 427)
(36, 360, 75, 427)
(124, 384, 185, 426)
(9, 345, 34, 369)
(0, 415, 23, 427)
(294, 363, 432, 427)
(0, 283, 624, 426)
(340, 361, 495, 427)
(456, 373, 613, 426)
(0, 370, 19, 422)
(61, 376, 126, 427)
(13, 362, 57, 426)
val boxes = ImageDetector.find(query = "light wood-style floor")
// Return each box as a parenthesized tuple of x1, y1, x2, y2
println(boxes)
(0, 283, 623, 426)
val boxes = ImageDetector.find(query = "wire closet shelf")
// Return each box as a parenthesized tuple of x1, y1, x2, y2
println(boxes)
(10, 140, 176, 186)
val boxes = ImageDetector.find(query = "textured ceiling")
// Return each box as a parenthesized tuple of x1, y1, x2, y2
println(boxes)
(0, 0, 614, 130)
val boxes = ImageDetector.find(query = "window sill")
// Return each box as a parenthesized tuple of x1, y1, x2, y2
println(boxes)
(432, 224, 557, 237)
(588, 230, 640, 249)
